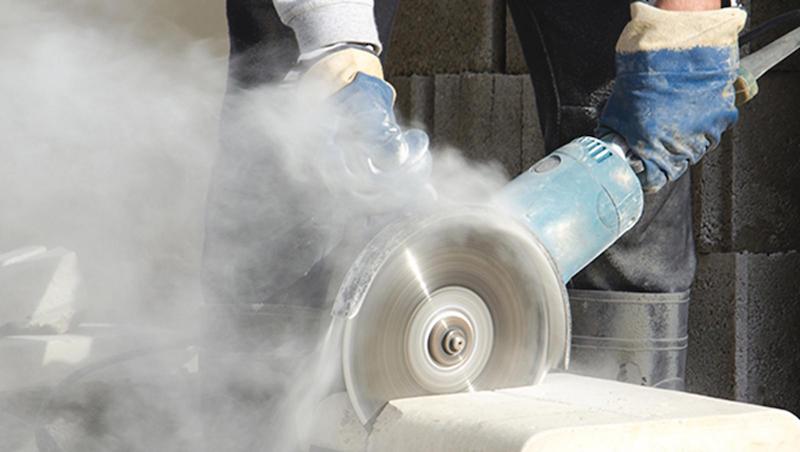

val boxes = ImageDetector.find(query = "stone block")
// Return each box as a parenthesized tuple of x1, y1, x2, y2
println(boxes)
(0, 246, 81, 334)
(688, 251, 800, 415)
(505, 7, 527, 74)
(384, 0, 505, 76)
(692, 135, 734, 254)
(730, 73, 800, 253)
(389, 75, 434, 132)
(741, 251, 800, 413)
(433, 74, 532, 177)
(692, 72, 800, 254)
(686, 253, 742, 399)
(521, 76, 546, 169)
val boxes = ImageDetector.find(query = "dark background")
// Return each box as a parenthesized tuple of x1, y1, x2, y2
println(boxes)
(383, 0, 800, 414)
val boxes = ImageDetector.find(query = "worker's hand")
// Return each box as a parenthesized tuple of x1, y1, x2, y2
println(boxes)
(302, 47, 432, 199)
(598, 2, 747, 193)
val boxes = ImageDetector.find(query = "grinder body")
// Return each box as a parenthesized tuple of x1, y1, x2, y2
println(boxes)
(497, 136, 643, 281)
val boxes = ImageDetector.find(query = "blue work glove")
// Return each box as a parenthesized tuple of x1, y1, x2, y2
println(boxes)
(302, 47, 432, 199)
(331, 72, 432, 197)
(598, 3, 747, 193)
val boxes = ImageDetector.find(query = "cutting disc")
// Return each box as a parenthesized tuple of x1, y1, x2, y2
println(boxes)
(339, 208, 569, 425)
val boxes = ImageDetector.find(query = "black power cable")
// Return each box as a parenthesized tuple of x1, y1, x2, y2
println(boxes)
(740, 10, 800, 48)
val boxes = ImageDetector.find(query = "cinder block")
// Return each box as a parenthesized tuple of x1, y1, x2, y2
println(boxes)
(505, 8, 527, 74)
(686, 253, 742, 399)
(730, 72, 800, 253)
(691, 136, 734, 254)
(433, 74, 532, 176)
(749, 0, 800, 72)
(741, 251, 800, 413)
(389, 75, 434, 132)
(0, 247, 81, 334)
(384, 0, 505, 76)
(693, 72, 800, 254)
(521, 76, 546, 169)
(688, 251, 800, 415)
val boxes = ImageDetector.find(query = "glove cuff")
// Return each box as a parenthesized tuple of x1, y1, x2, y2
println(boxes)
(303, 48, 386, 96)
(617, 3, 746, 54)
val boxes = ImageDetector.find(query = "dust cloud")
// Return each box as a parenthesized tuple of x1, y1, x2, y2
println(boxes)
(0, 1, 508, 451)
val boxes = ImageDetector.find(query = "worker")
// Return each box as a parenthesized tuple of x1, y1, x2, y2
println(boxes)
(203, 0, 745, 390)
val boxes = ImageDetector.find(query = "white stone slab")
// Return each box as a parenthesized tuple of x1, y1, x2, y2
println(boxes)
(0, 324, 194, 392)
(0, 246, 81, 333)
(365, 373, 800, 452)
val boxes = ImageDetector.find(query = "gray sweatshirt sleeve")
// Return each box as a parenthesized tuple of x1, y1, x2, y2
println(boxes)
(273, 0, 381, 55)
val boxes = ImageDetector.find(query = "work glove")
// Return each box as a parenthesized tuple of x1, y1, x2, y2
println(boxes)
(301, 46, 432, 199)
(598, 3, 747, 193)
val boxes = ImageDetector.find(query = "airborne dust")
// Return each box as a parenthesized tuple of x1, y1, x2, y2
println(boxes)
(0, 1, 508, 451)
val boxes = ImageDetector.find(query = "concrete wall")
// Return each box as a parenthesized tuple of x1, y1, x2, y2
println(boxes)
(384, 1, 800, 414)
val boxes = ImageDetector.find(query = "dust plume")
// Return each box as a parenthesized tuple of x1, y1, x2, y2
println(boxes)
(0, 1, 508, 451)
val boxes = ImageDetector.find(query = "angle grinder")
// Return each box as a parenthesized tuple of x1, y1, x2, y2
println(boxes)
(328, 22, 800, 426)
(332, 136, 643, 424)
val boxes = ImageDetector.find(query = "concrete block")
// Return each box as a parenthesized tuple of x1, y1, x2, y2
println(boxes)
(730, 73, 800, 253)
(361, 374, 800, 452)
(388, 75, 434, 132)
(741, 251, 800, 413)
(505, 7, 527, 74)
(749, 0, 800, 72)
(433, 74, 527, 177)
(692, 135, 734, 254)
(521, 75, 546, 169)
(0, 246, 81, 334)
(693, 73, 800, 254)
(384, 0, 505, 76)
(0, 324, 192, 393)
(688, 251, 800, 415)
(686, 253, 743, 399)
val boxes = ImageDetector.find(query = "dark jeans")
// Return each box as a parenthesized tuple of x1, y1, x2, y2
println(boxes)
(206, 0, 697, 309)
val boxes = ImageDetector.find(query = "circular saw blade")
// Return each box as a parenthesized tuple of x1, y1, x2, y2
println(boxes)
(340, 209, 569, 425)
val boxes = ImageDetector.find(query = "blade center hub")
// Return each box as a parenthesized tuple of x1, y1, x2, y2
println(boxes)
(428, 316, 473, 366)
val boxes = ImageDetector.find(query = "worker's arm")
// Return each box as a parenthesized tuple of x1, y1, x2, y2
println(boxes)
(272, 1, 431, 195)
(656, 0, 721, 11)
(273, 0, 380, 54)
(597, 2, 746, 193)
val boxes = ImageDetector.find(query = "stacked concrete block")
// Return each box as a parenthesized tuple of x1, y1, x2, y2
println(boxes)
(384, 0, 505, 76)
(688, 252, 800, 414)
(691, 137, 735, 254)
(689, 0, 800, 413)
(520, 77, 546, 168)
(686, 253, 741, 400)
(388, 75, 434, 132)
(433, 74, 524, 176)
(730, 73, 800, 253)
(693, 73, 800, 254)
(0, 246, 82, 334)
(505, 8, 527, 75)
(391, 73, 544, 178)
